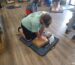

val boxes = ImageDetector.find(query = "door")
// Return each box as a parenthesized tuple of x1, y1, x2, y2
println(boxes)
(69, 0, 75, 5)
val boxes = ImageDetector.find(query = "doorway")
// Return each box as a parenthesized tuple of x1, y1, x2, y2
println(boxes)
(69, 0, 75, 6)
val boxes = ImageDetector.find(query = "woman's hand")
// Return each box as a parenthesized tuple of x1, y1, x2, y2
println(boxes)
(37, 35, 47, 41)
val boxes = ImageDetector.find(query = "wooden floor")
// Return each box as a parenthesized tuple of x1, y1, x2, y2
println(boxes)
(0, 3, 75, 65)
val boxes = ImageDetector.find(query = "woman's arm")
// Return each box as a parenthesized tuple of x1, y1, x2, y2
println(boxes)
(36, 26, 44, 38)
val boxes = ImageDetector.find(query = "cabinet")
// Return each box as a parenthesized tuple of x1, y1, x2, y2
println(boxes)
(0, 15, 5, 54)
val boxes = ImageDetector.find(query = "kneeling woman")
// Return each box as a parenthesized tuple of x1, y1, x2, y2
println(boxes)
(18, 11, 52, 41)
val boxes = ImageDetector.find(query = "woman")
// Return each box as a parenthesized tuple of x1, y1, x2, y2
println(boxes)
(18, 11, 52, 41)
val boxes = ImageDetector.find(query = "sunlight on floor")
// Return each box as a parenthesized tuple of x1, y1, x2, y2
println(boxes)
(62, 5, 74, 10)
(70, 0, 75, 5)
(63, 10, 73, 24)
(58, 10, 73, 34)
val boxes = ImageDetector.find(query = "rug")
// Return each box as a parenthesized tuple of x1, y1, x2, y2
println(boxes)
(19, 36, 59, 56)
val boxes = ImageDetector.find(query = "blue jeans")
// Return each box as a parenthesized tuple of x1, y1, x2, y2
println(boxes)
(21, 24, 37, 40)
(32, 3, 38, 12)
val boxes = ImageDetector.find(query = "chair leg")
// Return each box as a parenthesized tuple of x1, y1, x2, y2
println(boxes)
(65, 29, 70, 34)
(72, 35, 75, 40)
(0, 3, 2, 9)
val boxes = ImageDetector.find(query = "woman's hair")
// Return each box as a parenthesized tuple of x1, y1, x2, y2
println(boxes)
(41, 13, 52, 27)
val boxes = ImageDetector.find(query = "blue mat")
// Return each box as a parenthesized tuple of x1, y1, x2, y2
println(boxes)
(50, 10, 63, 13)
(19, 36, 59, 56)
(6, 5, 15, 9)
(6, 5, 21, 9)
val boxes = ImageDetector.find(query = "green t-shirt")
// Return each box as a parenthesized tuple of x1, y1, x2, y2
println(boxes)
(21, 11, 44, 32)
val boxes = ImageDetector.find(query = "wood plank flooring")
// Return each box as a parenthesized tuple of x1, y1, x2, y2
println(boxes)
(0, 3, 75, 65)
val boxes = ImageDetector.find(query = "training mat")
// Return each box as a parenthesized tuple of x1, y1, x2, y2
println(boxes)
(6, 5, 15, 9)
(50, 10, 63, 13)
(19, 36, 59, 56)
(19, 36, 32, 47)
(6, 5, 21, 9)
